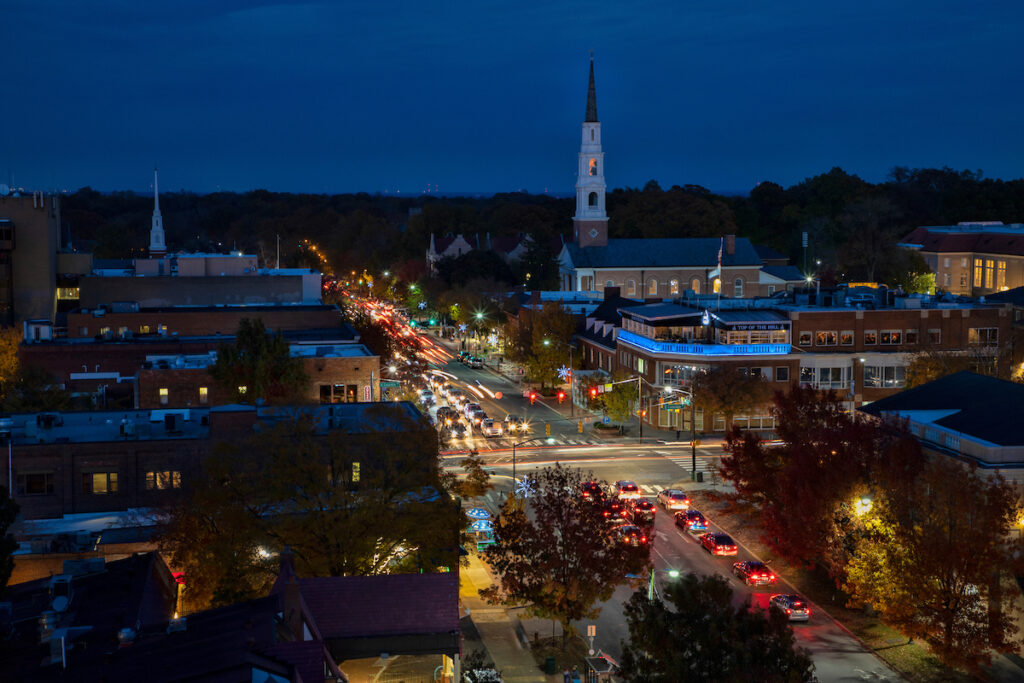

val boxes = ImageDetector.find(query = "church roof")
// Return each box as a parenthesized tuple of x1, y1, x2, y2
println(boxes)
(761, 264, 805, 282)
(564, 237, 762, 269)
(585, 58, 598, 123)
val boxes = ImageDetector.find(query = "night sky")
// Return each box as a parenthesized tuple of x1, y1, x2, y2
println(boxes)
(4, 1, 1022, 195)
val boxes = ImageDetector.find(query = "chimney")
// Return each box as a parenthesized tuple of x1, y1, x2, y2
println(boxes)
(725, 234, 736, 255)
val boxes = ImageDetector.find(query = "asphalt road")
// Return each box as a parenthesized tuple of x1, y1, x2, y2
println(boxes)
(429, 335, 898, 681)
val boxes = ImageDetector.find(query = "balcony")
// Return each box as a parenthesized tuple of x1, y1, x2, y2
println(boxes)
(618, 330, 790, 356)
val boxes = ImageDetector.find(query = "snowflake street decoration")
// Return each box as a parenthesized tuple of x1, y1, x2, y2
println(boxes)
(487, 333, 498, 346)
(418, 301, 427, 310)
(458, 323, 468, 333)
(515, 477, 535, 499)
(557, 365, 572, 381)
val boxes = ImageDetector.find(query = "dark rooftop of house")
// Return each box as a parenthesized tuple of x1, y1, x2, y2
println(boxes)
(564, 237, 762, 268)
(619, 302, 702, 322)
(858, 371, 1024, 447)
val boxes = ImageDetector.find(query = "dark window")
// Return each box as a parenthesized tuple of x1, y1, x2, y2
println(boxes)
(17, 472, 54, 495)
(319, 385, 332, 404)
(798, 332, 812, 346)
(588, 192, 598, 207)
(775, 366, 789, 382)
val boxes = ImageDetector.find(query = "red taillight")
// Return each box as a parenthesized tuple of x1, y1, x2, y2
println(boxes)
(786, 608, 792, 614)
(641, 536, 647, 543)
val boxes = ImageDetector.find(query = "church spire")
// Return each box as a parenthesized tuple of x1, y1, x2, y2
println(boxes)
(585, 53, 598, 123)
(149, 164, 166, 258)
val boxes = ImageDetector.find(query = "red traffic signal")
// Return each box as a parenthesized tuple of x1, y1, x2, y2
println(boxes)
(529, 391, 537, 405)
(557, 390, 566, 403)
(589, 387, 598, 398)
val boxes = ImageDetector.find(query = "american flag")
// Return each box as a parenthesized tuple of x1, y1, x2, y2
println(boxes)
(717, 237, 723, 270)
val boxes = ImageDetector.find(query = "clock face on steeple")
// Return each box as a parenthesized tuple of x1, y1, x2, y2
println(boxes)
(589, 158, 598, 176)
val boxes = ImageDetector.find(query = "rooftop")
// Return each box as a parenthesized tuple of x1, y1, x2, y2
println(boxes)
(563, 237, 762, 268)
(859, 372, 1024, 448)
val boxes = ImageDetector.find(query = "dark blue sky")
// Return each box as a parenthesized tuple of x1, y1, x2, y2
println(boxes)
(4, 1, 1022, 195)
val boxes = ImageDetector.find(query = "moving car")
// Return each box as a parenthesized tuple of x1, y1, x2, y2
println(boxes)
(468, 356, 484, 369)
(470, 410, 487, 427)
(612, 524, 649, 547)
(480, 419, 503, 437)
(602, 499, 628, 521)
(732, 560, 777, 586)
(580, 481, 605, 502)
(699, 532, 738, 556)
(503, 414, 525, 433)
(613, 480, 641, 500)
(436, 407, 458, 425)
(627, 499, 657, 525)
(464, 403, 483, 420)
(657, 489, 691, 510)
(674, 509, 708, 532)
(446, 422, 468, 439)
(769, 594, 811, 622)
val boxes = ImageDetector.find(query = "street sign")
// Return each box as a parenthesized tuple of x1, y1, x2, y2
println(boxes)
(578, 420, 583, 433)
(587, 625, 596, 637)
(661, 403, 685, 411)
(603, 416, 610, 424)
(603, 383, 613, 392)
(545, 422, 551, 436)
(465, 508, 491, 520)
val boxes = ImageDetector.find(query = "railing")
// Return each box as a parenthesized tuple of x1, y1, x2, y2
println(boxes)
(617, 330, 789, 356)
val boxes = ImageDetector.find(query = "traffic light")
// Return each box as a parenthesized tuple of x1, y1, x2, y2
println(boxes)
(545, 422, 551, 436)
(589, 386, 598, 399)
(429, 318, 436, 325)
(557, 390, 566, 404)
(529, 391, 537, 405)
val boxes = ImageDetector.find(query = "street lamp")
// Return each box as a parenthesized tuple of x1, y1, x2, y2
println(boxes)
(647, 568, 680, 602)
(665, 386, 698, 478)
(854, 497, 873, 516)
(542, 338, 576, 417)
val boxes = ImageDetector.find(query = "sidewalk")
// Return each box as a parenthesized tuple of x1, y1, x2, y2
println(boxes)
(461, 552, 565, 682)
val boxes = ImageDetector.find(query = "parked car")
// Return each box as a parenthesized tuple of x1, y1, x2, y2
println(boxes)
(657, 489, 691, 510)
(699, 532, 738, 556)
(468, 356, 484, 369)
(674, 509, 708, 532)
(627, 499, 657, 525)
(480, 419, 503, 437)
(732, 560, 777, 586)
(769, 594, 811, 622)
(614, 480, 641, 500)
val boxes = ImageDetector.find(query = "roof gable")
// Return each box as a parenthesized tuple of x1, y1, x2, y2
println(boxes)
(565, 237, 762, 269)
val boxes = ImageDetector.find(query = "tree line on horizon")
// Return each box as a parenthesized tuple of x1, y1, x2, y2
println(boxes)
(61, 166, 1024, 291)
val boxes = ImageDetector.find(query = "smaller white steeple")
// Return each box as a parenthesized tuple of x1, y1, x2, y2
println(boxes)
(149, 165, 166, 257)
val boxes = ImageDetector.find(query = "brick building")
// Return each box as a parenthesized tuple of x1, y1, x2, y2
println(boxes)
(901, 221, 1024, 297)
(1, 401, 425, 520)
(0, 192, 62, 324)
(576, 286, 1011, 433)
(136, 343, 380, 409)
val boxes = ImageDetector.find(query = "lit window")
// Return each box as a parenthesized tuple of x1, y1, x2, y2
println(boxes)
(864, 330, 877, 345)
(968, 328, 997, 345)
(840, 331, 853, 346)
(798, 331, 812, 346)
(669, 279, 679, 295)
(352, 462, 360, 483)
(83, 472, 118, 495)
(626, 280, 636, 296)
(238, 385, 248, 395)
(815, 331, 837, 346)
(647, 279, 658, 295)
(145, 470, 181, 490)
(690, 278, 701, 294)
(159, 387, 169, 405)
(984, 259, 994, 289)
(880, 330, 902, 345)
(997, 261, 1006, 289)
(199, 386, 208, 404)
(973, 259, 983, 287)
(712, 278, 721, 294)
(56, 287, 80, 300)
(139, 325, 151, 334)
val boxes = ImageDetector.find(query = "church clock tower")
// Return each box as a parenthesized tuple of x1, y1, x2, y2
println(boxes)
(573, 55, 608, 247)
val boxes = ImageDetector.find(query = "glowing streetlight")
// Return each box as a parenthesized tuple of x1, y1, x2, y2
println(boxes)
(647, 568, 681, 601)
(854, 497, 873, 516)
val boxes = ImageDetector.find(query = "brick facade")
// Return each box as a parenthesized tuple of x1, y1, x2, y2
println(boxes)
(66, 304, 342, 339)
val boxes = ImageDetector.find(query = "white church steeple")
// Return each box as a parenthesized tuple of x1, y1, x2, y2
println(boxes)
(149, 165, 166, 258)
(573, 54, 608, 247)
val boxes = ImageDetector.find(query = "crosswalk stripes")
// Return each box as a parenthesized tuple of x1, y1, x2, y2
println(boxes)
(663, 453, 718, 476)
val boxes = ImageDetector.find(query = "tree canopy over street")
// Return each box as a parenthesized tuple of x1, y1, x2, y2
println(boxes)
(619, 572, 815, 682)
(481, 464, 650, 641)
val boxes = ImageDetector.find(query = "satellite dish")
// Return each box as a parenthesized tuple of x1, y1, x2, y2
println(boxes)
(0, 184, 9, 196)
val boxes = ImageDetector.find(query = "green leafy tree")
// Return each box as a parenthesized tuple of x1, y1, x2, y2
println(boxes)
(0, 485, 19, 596)
(620, 572, 814, 682)
(209, 318, 309, 405)
(159, 406, 462, 610)
(0, 326, 20, 397)
(454, 454, 494, 499)
(845, 457, 1023, 672)
(691, 365, 773, 433)
(601, 374, 636, 432)
(525, 303, 577, 388)
(481, 464, 650, 642)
